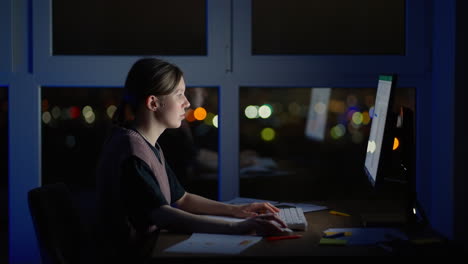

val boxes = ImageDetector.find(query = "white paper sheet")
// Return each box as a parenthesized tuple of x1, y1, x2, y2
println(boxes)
(164, 233, 262, 255)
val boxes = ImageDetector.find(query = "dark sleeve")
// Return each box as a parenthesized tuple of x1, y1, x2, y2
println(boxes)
(121, 156, 169, 230)
(164, 160, 186, 204)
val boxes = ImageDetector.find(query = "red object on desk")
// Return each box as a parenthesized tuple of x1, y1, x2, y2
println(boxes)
(267, 235, 302, 241)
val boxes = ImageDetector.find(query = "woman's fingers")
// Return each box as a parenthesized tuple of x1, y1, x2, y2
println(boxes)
(255, 213, 287, 228)
(250, 202, 280, 214)
(264, 202, 280, 213)
(244, 214, 291, 236)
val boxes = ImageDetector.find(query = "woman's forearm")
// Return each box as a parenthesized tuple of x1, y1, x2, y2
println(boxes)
(151, 205, 246, 234)
(174, 192, 238, 217)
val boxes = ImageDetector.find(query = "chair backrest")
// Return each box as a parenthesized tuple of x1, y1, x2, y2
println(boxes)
(28, 183, 93, 264)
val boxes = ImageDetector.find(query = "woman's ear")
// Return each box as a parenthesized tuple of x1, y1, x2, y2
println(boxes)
(145, 95, 159, 111)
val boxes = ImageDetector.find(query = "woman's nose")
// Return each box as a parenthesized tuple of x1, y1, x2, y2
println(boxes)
(184, 97, 191, 108)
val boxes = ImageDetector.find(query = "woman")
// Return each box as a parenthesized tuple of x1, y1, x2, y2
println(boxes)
(96, 58, 288, 260)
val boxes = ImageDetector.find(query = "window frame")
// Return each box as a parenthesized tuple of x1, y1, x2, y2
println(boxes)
(0, 0, 11, 80)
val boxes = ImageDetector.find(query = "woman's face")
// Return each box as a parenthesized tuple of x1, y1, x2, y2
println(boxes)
(157, 77, 190, 128)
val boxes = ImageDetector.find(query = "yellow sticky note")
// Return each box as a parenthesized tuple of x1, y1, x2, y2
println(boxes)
(319, 238, 347, 246)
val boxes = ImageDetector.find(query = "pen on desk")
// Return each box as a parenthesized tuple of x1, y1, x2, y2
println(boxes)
(267, 235, 302, 241)
(329, 210, 350, 217)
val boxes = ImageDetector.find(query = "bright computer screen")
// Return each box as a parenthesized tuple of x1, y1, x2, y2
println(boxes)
(365, 75, 396, 187)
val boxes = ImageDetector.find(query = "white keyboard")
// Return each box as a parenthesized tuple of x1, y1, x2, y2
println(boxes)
(277, 207, 307, 231)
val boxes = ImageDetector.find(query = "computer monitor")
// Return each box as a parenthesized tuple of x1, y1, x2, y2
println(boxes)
(363, 75, 427, 227)
(364, 75, 397, 187)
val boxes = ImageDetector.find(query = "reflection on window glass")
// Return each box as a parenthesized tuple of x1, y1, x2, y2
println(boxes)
(239, 86, 414, 202)
(0, 87, 8, 263)
(41, 87, 218, 199)
(252, 0, 405, 55)
(52, 0, 207, 55)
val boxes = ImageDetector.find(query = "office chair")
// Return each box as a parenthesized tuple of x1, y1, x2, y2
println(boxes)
(28, 182, 95, 264)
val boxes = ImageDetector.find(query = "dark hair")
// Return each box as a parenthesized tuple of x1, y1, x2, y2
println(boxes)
(114, 58, 184, 126)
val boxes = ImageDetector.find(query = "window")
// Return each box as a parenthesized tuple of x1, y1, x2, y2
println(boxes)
(252, 0, 405, 55)
(41, 87, 219, 199)
(239, 86, 415, 201)
(52, 0, 207, 55)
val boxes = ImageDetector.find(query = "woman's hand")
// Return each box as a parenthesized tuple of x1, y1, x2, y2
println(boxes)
(231, 202, 280, 218)
(235, 213, 289, 236)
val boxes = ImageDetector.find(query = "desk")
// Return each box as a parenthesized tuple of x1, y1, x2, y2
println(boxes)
(148, 199, 431, 260)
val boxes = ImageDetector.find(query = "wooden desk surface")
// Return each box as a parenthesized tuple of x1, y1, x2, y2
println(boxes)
(148, 200, 407, 258)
